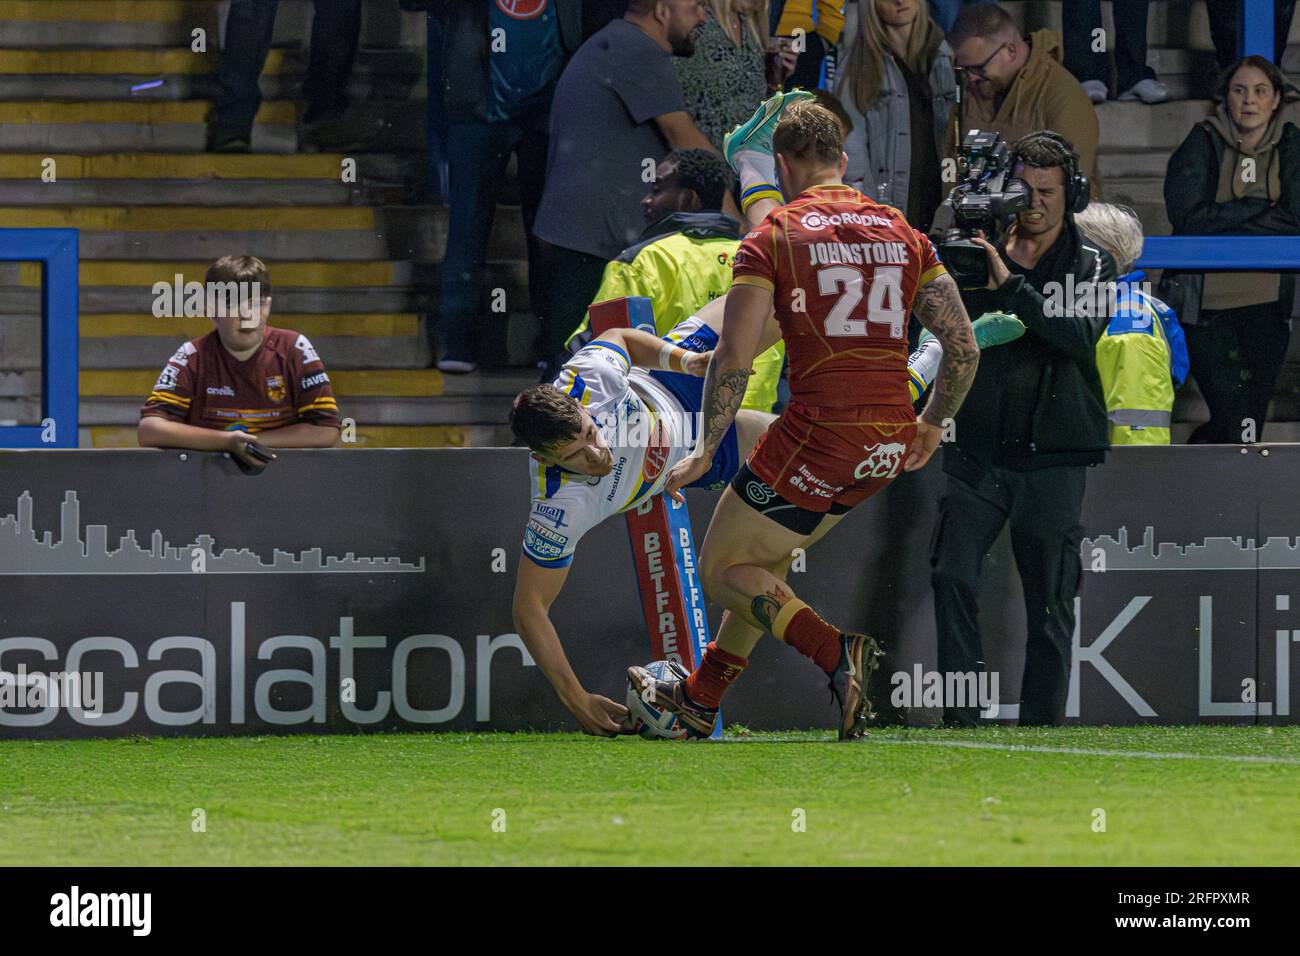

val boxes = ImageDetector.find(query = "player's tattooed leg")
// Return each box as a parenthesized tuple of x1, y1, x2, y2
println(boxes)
(750, 583, 791, 632)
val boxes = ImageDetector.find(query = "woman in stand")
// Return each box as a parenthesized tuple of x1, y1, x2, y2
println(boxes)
(834, 0, 956, 234)
(1164, 55, 1300, 444)
(674, 0, 774, 151)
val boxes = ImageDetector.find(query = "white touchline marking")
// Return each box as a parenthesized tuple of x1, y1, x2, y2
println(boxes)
(862, 737, 1300, 765)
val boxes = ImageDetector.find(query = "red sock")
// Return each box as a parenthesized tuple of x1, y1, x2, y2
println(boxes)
(774, 600, 841, 673)
(684, 642, 748, 709)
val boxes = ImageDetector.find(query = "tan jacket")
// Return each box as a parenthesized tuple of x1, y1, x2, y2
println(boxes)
(961, 29, 1102, 194)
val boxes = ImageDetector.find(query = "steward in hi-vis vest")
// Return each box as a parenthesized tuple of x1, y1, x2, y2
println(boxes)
(1095, 269, 1189, 445)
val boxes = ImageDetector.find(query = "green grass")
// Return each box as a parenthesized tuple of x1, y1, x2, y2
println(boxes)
(2, 726, 1298, 866)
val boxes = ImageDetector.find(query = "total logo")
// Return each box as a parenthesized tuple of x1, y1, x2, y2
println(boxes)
(801, 210, 894, 232)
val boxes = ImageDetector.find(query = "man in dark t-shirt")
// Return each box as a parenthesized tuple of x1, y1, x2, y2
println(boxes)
(138, 255, 341, 472)
(530, 0, 731, 376)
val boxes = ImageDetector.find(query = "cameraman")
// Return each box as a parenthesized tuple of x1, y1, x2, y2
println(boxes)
(930, 130, 1115, 727)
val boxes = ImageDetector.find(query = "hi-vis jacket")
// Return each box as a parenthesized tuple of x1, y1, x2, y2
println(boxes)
(1095, 270, 1189, 445)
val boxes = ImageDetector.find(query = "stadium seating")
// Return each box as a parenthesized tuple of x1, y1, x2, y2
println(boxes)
(0, 0, 529, 448)
(0, 1, 1298, 446)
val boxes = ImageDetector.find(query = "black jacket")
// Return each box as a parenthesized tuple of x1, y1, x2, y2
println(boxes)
(1160, 117, 1300, 323)
(434, 1, 614, 124)
(947, 218, 1116, 480)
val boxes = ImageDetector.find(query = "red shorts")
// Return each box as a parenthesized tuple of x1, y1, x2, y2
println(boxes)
(746, 402, 917, 512)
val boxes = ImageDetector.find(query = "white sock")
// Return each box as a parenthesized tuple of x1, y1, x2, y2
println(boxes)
(735, 150, 778, 196)
(907, 337, 943, 399)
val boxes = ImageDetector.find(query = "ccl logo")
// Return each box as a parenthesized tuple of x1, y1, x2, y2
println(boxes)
(853, 442, 907, 480)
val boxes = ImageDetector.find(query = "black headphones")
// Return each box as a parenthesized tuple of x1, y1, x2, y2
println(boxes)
(1011, 130, 1091, 213)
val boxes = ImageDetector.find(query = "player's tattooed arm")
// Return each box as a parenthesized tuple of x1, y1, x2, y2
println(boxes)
(913, 273, 979, 426)
(692, 283, 769, 458)
(697, 358, 751, 459)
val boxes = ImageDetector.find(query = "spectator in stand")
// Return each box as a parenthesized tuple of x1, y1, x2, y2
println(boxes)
(1064, 1, 1170, 105)
(947, 4, 1102, 191)
(1075, 202, 1189, 446)
(564, 148, 786, 412)
(431, 1, 612, 374)
(1209, 1, 1296, 72)
(772, 1, 846, 89)
(208, 0, 380, 153)
(138, 256, 341, 472)
(925, 0, 990, 35)
(834, 0, 956, 233)
(1163, 55, 1300, 445)
(673, 0, 771, 150)
(532, 0, 737, 379)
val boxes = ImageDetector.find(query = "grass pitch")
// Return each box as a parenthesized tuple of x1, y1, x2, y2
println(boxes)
(2, 726, 1298, 866)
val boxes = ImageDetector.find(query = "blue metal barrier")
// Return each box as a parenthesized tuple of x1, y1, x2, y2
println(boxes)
(1137, 236, 1300, 271)
(0, 229, 78, 449)
(1242, 0, 1275, 60)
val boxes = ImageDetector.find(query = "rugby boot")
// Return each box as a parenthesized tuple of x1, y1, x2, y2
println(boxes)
(829, 632, 884, 740)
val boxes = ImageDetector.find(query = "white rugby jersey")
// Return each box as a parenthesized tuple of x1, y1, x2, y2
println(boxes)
(523, 340, 694, 569)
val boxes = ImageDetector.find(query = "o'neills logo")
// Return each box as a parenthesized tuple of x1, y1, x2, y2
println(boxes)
(642, 418, 669, 482)
(801, 210, 893, 231)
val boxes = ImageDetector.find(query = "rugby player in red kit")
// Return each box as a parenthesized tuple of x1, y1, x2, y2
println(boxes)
(631, 101, 981, 739)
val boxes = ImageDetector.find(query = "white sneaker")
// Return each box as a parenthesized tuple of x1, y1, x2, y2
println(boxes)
(1117, 78, 1170, 104)
(437, 357, 478, 374)
(1081, 79, 1108, 103)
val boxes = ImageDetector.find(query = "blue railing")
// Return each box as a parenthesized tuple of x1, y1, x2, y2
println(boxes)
(1138, 236, 1300, 271)
(0, 229, 78, 449)
(1243, 0, 1275, 59)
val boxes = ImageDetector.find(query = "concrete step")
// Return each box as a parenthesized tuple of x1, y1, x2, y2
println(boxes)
(0, 69, 426, 104)
(1097, 149, 1171, 180)
(1096, 99, 1214, 149)
(79, 313, 423, 337)
(1099, 176, 1165, 204)
(0, 151, 421, 182)
(0, 203, 523, 261)
(0, 98, 426, 153)
(0, 0, 428, 50)
(0, 47, 294, 76)
(0, 310, 431, 370)
(0, 152, 424, 204)
(79, 366, 445, 398)
(82, 335, 429, 370)
(0, 178, 359, 205)
(65, 373, 532, 428)
(0, 258, 528, 313)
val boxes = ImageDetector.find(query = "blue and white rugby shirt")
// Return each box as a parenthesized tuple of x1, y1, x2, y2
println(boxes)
(523, 338, 695, 569)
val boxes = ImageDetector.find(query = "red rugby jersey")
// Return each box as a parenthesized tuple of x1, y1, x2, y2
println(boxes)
(140, 326, 341, 431)
(732, 184, 946, 408)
